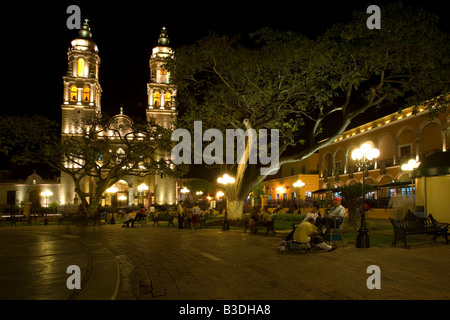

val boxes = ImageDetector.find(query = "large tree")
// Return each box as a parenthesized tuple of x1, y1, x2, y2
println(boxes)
(171, 3, 449, 219)
(0, 114, 186, 217)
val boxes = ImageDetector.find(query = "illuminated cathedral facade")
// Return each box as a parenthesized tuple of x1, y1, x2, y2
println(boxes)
(60, 20, 177, 207)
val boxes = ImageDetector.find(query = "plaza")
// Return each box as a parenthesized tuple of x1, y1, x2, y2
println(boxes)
(1, 221, 449, 302)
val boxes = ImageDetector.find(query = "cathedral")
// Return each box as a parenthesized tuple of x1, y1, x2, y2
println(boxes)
(60, 20, 178, 208)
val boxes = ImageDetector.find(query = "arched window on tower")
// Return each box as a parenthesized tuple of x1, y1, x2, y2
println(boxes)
(159, 66, 167, 83)
(164, 92, 171, 108)
(83, 87, 90, 102)
(70, 86, 78, 101)
(153, 91, 161, 107)
(78, 58, 85, 77)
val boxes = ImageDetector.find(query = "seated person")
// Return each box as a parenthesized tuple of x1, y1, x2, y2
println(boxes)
(261, 206, 272, 224)
(303, 206, 320, 223)
(135, 206, 147, 222)
(248, 206, 260, 234)
(122, 211, 135, 228)
(316, 197, 346, 233)
(292, 217, 337, 252)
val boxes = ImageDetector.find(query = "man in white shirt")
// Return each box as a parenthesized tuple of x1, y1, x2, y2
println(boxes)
(317, 197, 346, 233)
(328, 197, 346, 218)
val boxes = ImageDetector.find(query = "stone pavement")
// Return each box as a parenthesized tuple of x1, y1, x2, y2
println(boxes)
(1, 223, 449, 302)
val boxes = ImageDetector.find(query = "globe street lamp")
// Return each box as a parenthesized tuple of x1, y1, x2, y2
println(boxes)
(137, 183, 149, 206)
(106, 186, 118, 223)
(217, 174, 235, 230)
(351, 143, 380, 248)
(180, 187, 190, 203)
(40, 190, 53, 225)
(401, 159, 420, 212)
(293, 180, 305, 212)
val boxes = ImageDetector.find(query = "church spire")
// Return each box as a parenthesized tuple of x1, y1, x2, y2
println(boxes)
(79, 19, 93, 39)
(158, 27, 169, 46)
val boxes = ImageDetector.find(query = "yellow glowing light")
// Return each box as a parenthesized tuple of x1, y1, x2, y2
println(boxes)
(78, 58, 85, 77)
(293, 180, 305, 188)
(217, 174, 235, 185)
(180, 187, 190, 194)
(106, 186, 118, 193)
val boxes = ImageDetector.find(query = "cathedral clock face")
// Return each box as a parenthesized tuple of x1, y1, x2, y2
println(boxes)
(160, 75, 166, 83)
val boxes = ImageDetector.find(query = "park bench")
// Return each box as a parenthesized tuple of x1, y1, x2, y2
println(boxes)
(199, 212, 212, 229)
(152, 212, 175, 227)
(390, 213, 449, 249)
(243, 215, 276, 235)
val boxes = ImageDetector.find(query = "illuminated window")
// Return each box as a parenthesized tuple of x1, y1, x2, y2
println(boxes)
(164, 92, 171, 107)
(159, 66, 168, 83)
(70, 86, 78, 101)
(77, 58, 85, 77)
(83, 87, 90, 102)
(153, 91, 161, 107)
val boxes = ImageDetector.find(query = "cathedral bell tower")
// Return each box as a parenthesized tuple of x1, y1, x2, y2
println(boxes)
(60, 19, 102, 205)
(147, 27, 178, 205)
(61, 19, 102, 134)
(147, 27, 177, 127)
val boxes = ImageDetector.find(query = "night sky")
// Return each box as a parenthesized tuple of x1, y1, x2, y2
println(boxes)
(4, 0, 448, 121)
(2, 1, 449, 179)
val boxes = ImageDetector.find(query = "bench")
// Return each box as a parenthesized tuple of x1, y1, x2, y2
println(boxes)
(199, 213, 211, 229)
(243, 216, 276, 235)
(152, 212, 175, 227)
(390, 213, 449, 249)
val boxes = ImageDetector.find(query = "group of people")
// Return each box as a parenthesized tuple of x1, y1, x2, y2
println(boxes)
(248, 206, 274, 234)
(121, 206, 148, 228)
(176, 200, 202, 229)
(284, 197, 346, 252)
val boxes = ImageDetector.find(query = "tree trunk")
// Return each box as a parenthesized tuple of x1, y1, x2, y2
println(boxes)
(346, 199, 359, 230)
(227, 198, 245, 220)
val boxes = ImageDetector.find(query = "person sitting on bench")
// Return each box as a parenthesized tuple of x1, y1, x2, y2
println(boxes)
(292, 217, 337, 252)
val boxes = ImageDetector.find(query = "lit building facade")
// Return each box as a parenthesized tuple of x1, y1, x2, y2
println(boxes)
(260, 153, 319, 208)
(59, 21, 178, 207)
(0, 21, 179, 210)
(317, 106, 449, 203)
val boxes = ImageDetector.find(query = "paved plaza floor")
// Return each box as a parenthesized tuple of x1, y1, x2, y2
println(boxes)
(0, 222, 449, 305)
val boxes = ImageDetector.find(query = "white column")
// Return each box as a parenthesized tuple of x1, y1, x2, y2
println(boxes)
(90, 84, 94, 103)
(161, 90, 165, 108)
(64, 82, 69, 102)
(443, 129, 447, 152)
(148, 88, 153, 107)
(73, 57, 78, 77)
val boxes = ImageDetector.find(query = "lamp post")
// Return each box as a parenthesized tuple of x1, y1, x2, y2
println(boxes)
(137, 183, 149, 206)
(351, 143, 380, 248)
(293, 179, 305, 212)
(401, 159, 420, 214)
(40, 190, 53, 225)
(106, 186, 118, 223)
(217, 174, 235, 231)
(180, 186, 190, 204)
